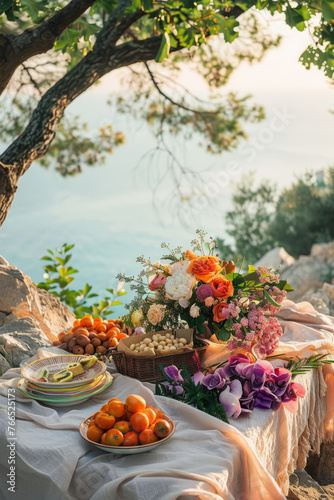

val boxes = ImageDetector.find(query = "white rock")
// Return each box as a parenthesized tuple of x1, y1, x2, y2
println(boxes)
(255, 247, 295, 270)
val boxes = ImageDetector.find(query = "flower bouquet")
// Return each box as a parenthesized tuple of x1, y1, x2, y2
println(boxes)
(120, 231, 293, 358)
(156, 353, 334, 421)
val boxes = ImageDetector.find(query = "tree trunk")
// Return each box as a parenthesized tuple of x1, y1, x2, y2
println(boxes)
(0, 163, 19, 227)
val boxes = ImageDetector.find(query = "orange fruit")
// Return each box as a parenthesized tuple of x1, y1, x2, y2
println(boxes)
(94, 317, 103, 325)
(106, 330, 117, 339)
(108, 338, 118, 348)
(72, 327, 89, 337)
(101, 432, 107, 445)
(126, 394, 146, 414)
(125, 410, 134, 421)
(147, 405, 164, 420)
(139, 429, 159, 445)
(95, 412, 116, 430)
(105, 429, 124, 446)
(96, 324, 107, 333)
(116, 332, 127, 341)
(122, 431, 139, 447)
(80, 316, 94, 328)
(113, 420, 131, 434)
(130, 412, 149, 433)
(107, 400, 125, 418)
(101, 403, 108, 412)
(73, 320, 80, 329)
(87, 424, 104, 443)
(142, 408, 156, 426)
(154, 419, 171, 438)
(57, 331, 65, 341)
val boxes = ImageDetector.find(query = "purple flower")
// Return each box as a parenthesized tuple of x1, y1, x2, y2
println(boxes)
(164, 365, 184, 382)
(166, 384, 184, 395)
(254, 387, 279, 410)
(249, 363, 266, 391)
(222, 354, 250, 378)
(271, 367, 292, 396)
(201, 368, 226, 390)
(196, 284, 214, 302)
(219, 379, 243, 418)
(282, 382, 306, 413)
(193, 371, 204, 386)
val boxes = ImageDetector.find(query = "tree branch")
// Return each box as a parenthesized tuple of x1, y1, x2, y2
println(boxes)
(0, 0, 97, 95)
(0, 4, 245, 227)
(144, 61, 218, 116)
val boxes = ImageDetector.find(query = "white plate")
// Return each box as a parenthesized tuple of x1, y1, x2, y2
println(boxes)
(79, 414, 175, 454)
(21, 355, 106, 388)
(17, 372, 113, 407)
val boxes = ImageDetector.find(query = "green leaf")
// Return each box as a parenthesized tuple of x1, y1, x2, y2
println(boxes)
(155, 32, 170, 62)
(141, 0, 153, 11)
(248, 265, 256, 273)
(285, 4, 311, 31)
(64, 244, 75, 252)
(41, 256, 53, 261)
(300, 45, 334, 78)
(322, 0, 334, 21)
(216, 15, 239, 42)
(263, 289, 281, 307)
(0, 0, 13, 16)
(111, 299, 122, 306)
(224, 317, 233, 330)
(219, 327, 231, 342)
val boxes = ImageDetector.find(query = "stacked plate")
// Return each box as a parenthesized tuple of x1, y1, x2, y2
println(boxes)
(17, 355, 113, 407)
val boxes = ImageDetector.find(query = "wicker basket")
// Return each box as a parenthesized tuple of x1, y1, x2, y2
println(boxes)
(108, 337, 208, 383)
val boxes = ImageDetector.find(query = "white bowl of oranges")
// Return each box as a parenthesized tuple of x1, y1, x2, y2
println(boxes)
(79, 394, 175, 454)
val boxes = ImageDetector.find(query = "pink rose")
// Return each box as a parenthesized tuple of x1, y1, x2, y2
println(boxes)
(149, 273, 166, 291)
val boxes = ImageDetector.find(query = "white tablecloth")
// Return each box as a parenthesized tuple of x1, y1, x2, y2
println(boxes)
(0, 300, 333, 500)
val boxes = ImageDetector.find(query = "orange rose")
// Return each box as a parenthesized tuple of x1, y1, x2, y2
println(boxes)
(213, 302, 229, 322)
(187, 256, 222, 283)
(186, 250, 197, 261)
(209, 275, 234, 300)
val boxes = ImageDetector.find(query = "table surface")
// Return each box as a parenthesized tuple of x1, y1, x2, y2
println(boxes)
(1, 301, 334, 500)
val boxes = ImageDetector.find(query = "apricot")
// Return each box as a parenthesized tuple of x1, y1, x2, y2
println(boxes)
(87, 424, 104, 443)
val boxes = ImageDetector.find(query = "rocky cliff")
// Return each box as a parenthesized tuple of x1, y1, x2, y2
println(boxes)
(0, 256, 74, 373)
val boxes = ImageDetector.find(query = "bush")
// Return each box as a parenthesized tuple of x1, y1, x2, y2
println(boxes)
(218, 168, 334, 262)
(36, 243, 126, 319)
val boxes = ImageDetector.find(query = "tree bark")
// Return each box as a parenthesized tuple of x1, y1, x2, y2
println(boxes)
(0, 163, 18, 227)
(0, 0, 97, 95)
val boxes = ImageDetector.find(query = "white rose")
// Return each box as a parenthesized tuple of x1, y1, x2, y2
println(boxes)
(165, 269, 196, 301)
(190, 304, 200, 318)
(169, 261, 188, 275)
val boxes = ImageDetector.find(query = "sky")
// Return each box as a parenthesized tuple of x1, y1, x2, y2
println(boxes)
(0, 12, 333, 314)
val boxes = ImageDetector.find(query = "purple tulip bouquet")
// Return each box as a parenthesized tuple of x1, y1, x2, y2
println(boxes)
(156, 353, 334, 421)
